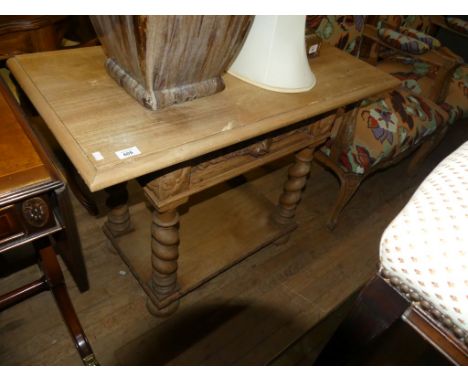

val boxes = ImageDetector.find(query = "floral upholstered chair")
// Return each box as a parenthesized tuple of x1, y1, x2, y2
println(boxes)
(369, 15, 468, 124)
(305, 16, 457, 229)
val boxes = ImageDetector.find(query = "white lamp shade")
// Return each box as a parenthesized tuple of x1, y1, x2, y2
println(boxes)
(228, 15, 316, 93)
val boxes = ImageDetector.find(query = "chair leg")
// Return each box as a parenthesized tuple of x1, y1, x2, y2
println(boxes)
(38, 245, 99, 365)
(327, 172, 362, 230)
(314, 275, 409, 365)
(314, 151, 364, 230)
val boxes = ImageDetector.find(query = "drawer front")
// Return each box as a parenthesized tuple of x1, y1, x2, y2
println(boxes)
(0, 205, 24, 244)
(0, 193, 58, 249)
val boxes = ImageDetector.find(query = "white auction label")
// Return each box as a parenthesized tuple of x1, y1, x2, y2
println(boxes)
(115, 146, 141, 159)
(92, 151, 104, 161)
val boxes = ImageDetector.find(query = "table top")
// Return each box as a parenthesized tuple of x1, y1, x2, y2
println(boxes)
(0, 78, 53, 200)
(8, 44, 400, 192)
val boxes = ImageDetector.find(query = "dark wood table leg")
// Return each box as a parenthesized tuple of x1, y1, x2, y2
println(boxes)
(39, 244, 99, 366)
(103, 181, 133, 239)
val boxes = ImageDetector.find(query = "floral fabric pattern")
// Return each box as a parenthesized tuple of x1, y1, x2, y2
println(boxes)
(378, 27, 431, 55)
(311, 15, 459, 178)
(305, 15, 365, 56)
(446, 17, 468, 35)
(377, 57, 468, 123)
(399, 26, 441, 49)
(322, 88, 448, 175)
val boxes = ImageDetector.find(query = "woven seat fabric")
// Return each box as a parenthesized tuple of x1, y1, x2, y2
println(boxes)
(380, 141, 468, 332)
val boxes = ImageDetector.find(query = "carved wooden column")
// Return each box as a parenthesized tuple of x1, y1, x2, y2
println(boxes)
(144, 166, 191, 316)
(147, 205, 182, 316)
(103, 182, 133, 238)
(273, 146, 314, 243)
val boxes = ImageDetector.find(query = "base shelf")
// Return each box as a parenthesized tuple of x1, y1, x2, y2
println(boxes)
(104, 182, 296, 310)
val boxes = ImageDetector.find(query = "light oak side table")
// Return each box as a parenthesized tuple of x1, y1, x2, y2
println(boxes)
(8, 44, 400, 316)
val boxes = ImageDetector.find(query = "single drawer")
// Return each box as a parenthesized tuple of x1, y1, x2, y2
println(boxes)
(0, 205, 24, 245)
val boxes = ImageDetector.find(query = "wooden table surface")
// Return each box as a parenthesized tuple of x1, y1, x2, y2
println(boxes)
(7, 44, 399, 192)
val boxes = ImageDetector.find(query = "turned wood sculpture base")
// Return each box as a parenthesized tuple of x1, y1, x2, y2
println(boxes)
(106, 58, 225, 110)
(103, 182, 296, 316)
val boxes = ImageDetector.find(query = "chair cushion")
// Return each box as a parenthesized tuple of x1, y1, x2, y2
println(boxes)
(446, 17, 468, 35)
(378, 27, 430, 55)
(321, 88, 448, 175)
(380, 141, 468, 334)
(399, 26, 441, 49)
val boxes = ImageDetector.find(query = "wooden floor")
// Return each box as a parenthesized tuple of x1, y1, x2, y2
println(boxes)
(1, 120, 466, 365)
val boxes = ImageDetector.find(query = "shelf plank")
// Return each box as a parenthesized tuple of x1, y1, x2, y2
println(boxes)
(105, 182, 295, 307)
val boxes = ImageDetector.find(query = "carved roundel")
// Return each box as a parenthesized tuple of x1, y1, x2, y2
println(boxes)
(22, 196, 50, 228)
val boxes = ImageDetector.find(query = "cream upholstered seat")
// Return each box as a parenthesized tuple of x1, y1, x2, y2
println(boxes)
(315, 142, 468, 364)
(380, 140, 468, 338)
